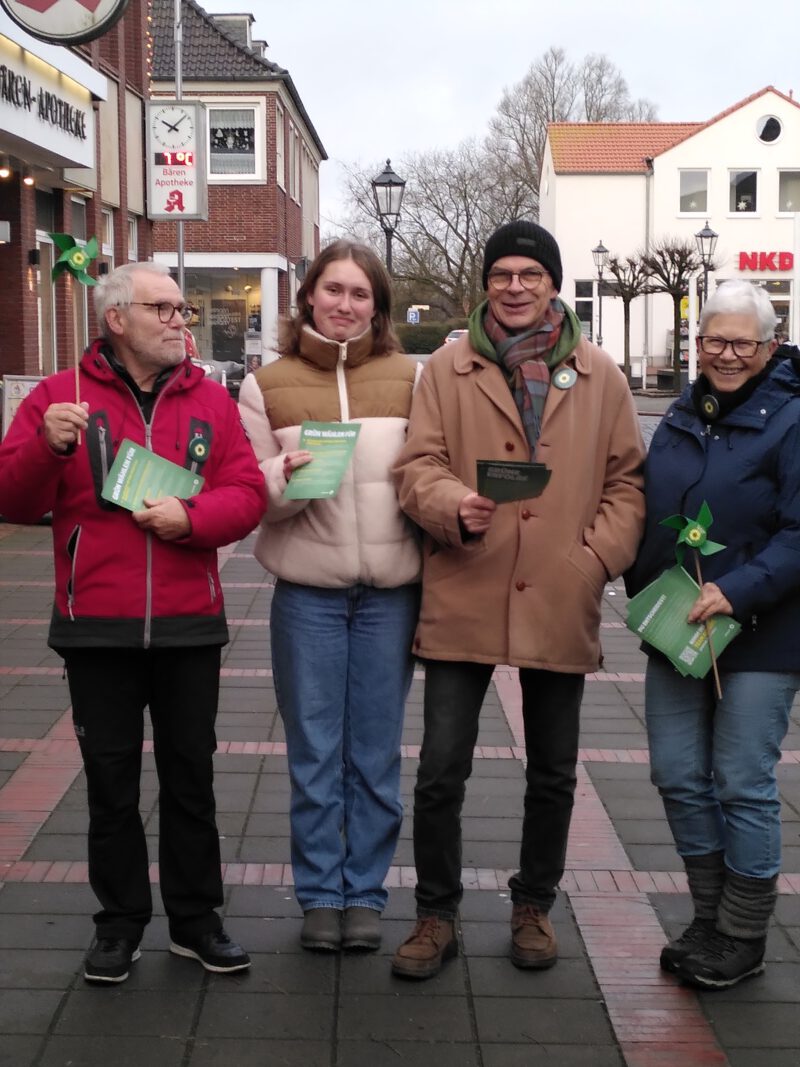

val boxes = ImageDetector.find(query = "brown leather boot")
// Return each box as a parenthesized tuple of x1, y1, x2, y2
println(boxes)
(510, 904, 558, 969)
(391, 916, 457, 979)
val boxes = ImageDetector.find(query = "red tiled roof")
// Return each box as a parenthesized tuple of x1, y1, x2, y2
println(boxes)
(548, 123, 702, 173)
(548, 87, 800, 174)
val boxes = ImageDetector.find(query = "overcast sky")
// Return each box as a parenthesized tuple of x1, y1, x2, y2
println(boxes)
(240, 0, 800, 231)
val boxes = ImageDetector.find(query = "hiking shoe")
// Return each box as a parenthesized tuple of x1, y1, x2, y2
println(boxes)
(300, 908, 343, 951)
(342, 907, 381, 951)
(510, 904, 558, 969)
(84, 937, 141, 984)
(676, 930, 766, 989)
(169, 929, 251, 973)
(391, 916, 457, 979)
(660, 917, 716, 974)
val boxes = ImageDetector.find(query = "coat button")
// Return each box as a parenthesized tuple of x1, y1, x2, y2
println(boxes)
(521, 509, 531, 520)
(515, 580, 526, 591)
(505, 441, 514, 452)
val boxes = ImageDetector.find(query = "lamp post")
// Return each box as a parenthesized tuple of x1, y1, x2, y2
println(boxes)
(592, 240, 609, 347)
(694, 220, 718, 307)
(371, 159, 406, 274)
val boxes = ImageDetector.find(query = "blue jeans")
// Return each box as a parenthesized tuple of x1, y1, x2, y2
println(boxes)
(645, 656, 799, 879)
(271, 580, 419, 912)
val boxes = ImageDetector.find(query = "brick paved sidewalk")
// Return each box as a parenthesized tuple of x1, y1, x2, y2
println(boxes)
(1, 522, 798, 1067)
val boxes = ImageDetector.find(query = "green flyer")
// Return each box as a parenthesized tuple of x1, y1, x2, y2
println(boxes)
(626, 564, 740, 678)
(101, 439, 204, 512)
(284, 421, 361, 500)
(476, 460, 551, 503)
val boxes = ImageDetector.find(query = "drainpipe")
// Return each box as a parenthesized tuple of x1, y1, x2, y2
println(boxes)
(643, 157, 654, 372)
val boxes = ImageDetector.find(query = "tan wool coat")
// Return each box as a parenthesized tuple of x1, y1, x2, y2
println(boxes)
(392, 333, 646, 672)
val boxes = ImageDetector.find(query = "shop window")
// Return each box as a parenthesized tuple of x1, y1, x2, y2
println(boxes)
(679, 170, 707, 212)
(730, 171, 757, 213)
(35, 190, 54, 232)
(71, 197, 87, 240)
(208, 106, 259, 178)
(779, 171, 800, 213)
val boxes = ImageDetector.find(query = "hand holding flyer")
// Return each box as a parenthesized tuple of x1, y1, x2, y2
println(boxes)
(283, 421, 361, 500)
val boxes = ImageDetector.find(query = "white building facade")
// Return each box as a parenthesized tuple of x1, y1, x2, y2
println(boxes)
(539, 87, 800, 379)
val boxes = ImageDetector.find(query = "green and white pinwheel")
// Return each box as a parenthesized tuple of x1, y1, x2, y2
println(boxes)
(49, 233, 99, 286)
(660, 500, 726, 565)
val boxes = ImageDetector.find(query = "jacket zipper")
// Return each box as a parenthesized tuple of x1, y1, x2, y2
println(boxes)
(207, 570, 217, 603)
(131, 380, 174, 650)
(336, 342, 351, 421)
(66, 525, 82, 621)
(98, 422, 110, 485)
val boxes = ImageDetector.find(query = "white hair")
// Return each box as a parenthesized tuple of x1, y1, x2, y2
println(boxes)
(699, 280, 778, 340)
(93, 262, 173, 339)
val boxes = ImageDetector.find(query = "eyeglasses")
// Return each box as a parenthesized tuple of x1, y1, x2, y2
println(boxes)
(128, 301, 196, 324)
(698, 336, 768, 358)
(487, 268, 549, 292)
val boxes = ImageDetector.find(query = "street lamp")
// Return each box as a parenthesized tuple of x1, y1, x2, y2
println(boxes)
(592, 240, 609, 347)
(371, 159, 406, 274)
(694, 220, 718, 305)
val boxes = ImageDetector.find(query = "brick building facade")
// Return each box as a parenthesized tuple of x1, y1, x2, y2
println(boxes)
(151, 0, 326, 368)
(0, 0, 152, 394)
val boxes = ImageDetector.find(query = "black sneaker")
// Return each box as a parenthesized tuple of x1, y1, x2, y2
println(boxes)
(659, 917, 716, 974)
(676, 930, 766, 989)
(84, 937, 141, 984)
(169, 929, 251, 973)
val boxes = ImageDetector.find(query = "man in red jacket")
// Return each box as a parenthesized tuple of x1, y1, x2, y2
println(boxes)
(0, 262, 266, 984)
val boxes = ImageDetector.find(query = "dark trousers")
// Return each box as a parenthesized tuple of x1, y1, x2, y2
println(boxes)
(413, 660, 584, 916)
(61, 646, 225, 942)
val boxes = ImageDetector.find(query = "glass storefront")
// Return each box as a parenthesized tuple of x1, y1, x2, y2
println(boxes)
(183, 267, 262, 368)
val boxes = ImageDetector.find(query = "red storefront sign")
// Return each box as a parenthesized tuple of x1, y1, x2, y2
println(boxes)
(738, 252, 794, 271)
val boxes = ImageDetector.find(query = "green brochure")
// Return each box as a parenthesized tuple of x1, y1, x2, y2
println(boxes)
(101, 438, 204, 512)
(477, 460, 551, 503)
(284, 421, 361, 500)
(626, 564, 741, 678)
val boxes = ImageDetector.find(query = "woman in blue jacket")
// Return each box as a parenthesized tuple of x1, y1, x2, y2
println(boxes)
(627, 280, 800, 990)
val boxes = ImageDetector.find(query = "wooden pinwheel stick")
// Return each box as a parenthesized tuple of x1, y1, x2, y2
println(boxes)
(74, 338, 81, 446)
(693, 550, 722, 701)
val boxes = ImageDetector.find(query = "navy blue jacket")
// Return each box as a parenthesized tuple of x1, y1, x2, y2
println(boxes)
(626, 359, 800, 671)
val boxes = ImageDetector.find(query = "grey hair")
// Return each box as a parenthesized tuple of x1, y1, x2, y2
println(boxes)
(699, 279, 778, 340)
(93, 261, 173, 340)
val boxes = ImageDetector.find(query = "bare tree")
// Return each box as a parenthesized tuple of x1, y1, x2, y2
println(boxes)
(487, 46, 657, 213)
(641, 238, 703, 386)
(606, 253, 652, 382)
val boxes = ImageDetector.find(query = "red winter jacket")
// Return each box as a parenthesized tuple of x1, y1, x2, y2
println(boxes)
(0, 340, 267, 649)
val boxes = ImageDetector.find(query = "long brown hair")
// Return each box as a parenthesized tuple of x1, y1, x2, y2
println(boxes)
(279, 240, 400, 356)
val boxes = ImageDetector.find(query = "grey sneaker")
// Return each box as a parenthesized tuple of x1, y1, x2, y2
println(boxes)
(169, 929, 251, 973)
(300, 908, 343, 951)
(343, 907, 381, 951)
(84, 937, 141, 984)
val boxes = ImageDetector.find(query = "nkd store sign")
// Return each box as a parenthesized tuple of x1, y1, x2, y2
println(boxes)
(1, 61, 87, 138)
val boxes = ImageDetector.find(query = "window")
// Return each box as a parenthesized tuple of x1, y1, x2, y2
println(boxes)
(679, 170, 707, 212)
(101, 209, 114, 272)
(779, 171, 800, 213)
(574, 281, 593, 340)
(127, 216, 138, 261)
(71, 197, 87, 240)
(209, 106, 256, 177)
(756, 115, 782, 143)
(275, 104, 285, 188)
(730, 171, 757, 213)
(288, 122, 297, 200)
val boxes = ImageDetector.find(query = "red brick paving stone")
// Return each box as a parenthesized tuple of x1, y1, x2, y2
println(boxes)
(222, 863, 246, 885)
(493, 668, 729, 1067)
(63, 862, 89, 883)
(43, 861, 73, 883)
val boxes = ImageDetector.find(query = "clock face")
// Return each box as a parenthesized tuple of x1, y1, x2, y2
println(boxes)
(151, 106, 196, 150)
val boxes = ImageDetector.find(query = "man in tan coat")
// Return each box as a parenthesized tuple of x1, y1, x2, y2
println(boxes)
(391, 220, 645, 979)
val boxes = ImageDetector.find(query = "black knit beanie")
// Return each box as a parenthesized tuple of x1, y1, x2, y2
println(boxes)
(482, 220, 563, 292)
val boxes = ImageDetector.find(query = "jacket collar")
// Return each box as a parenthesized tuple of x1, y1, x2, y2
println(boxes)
(298, 324, 374, 371)
(671, 358, 800, 431)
